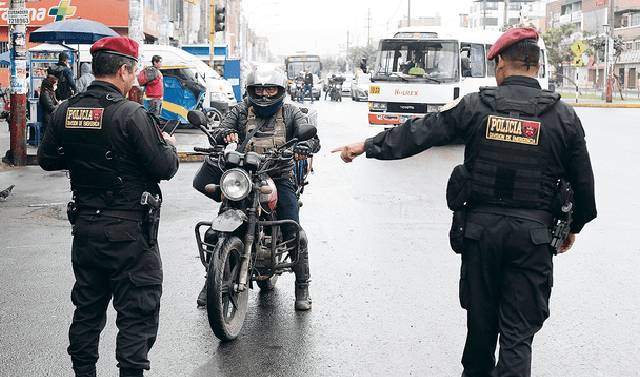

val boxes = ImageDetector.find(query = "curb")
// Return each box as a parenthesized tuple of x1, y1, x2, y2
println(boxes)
(567, 103, 640, 108)
(177, 152, 205, 163)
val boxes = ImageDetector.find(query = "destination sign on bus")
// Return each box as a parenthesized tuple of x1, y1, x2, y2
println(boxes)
(394, 32, 438, 39)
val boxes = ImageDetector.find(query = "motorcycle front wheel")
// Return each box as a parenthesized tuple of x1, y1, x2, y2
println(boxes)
(207, 236, 248, 341)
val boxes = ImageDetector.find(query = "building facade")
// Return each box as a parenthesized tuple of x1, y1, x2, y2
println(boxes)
(469, 0, 546, 31)
(546, 0, 640, 90)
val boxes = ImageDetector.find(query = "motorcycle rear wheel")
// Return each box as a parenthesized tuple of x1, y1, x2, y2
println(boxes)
(207, 236, 248, 341)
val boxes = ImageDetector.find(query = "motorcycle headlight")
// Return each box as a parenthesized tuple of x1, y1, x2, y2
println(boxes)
(220, 169, 252, 201)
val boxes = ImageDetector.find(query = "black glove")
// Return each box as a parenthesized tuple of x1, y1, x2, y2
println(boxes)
(218, 128, 238, 144)
(293, 142, 311, 157)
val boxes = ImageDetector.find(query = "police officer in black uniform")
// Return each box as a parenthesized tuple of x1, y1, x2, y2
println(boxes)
(333, 28, 596, 377)
(193, 65, 320, 310)
(37, 37, 179, 377)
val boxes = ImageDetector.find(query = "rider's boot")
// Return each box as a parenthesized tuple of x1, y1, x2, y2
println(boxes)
(293, 229, 312, 311)
(295, 282, 311, 311)
(196, 279, 207, 307)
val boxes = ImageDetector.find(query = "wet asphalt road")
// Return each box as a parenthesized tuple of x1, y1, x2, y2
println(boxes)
(1, 100, 639, 377)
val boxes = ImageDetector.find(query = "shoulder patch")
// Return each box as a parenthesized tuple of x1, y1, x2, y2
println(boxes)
(485, 114, 540, 146)
(65, 107, 104, 129)
(440, 97, 463, 112)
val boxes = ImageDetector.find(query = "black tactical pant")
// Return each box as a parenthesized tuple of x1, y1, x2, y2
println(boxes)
(459, 211, 553, 377)
(68, 214, 162, 377)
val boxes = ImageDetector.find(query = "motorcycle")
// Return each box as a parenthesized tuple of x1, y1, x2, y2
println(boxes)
(326, 77, 344, 102)
(189, 110, 316, 341)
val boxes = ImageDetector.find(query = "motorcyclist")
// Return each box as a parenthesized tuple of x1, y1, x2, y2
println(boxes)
(325, 74, 337, 100)
(192, 65, 321, 311)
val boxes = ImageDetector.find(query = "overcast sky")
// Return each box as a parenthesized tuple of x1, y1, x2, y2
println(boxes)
(242, 0, 474, 56)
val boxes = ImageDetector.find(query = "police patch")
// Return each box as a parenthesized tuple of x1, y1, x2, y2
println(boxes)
(65, 107, 104, 129)
(485, 114, 540, 146)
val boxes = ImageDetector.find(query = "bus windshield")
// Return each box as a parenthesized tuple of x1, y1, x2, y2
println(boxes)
(286, 60, 321, 79)
(374, 39, 459, 83)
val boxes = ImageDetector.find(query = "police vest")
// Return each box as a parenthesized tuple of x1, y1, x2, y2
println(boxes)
(55, 90, 151, 195)
(469, 86, 560, 210)
(244, 106, 286, 154)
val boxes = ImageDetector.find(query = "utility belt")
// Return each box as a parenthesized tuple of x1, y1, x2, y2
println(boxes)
(468, 206, 554, 226)
(445, 164, 572, 254)
(67, 191, 162, 245)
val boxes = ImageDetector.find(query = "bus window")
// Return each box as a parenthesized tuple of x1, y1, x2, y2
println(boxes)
(486, 44, 496, 77)
(460, 43, 486, 78)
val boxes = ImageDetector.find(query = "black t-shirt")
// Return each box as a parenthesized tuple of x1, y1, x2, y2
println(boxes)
(304, 72, 313, 85)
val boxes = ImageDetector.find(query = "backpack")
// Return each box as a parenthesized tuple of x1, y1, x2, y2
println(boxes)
(49, 65, 67, 85)
(137, 67, 158, 86)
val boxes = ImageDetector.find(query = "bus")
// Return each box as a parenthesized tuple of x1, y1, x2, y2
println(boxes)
(367, 27, 549, 128)
(284, 53, 322, 93)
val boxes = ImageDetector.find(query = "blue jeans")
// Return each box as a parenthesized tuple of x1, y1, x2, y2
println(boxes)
(304, 84, 314, 103)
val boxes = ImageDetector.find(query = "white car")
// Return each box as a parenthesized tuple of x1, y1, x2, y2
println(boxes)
(341, 74, 355, 95)
(351, 72, 371, 101)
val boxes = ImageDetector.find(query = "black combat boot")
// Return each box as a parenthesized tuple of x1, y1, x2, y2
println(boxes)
(293, 229, 311, 310)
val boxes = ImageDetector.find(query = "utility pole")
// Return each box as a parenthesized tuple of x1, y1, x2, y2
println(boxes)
(209, 0, 215, 67)
(7, 0, 28, 166)
(503, 0, 509, 30)
(346, 31, 350, 72)
(407, 0, 411, 27)
(369, 9, 372, 46)
(606, 0, 615, 102)
(483, 0, 486, 30)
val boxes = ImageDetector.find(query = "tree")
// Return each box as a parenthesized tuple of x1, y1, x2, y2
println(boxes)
(542, 24, 575, 78)
(347, 43, 378, 72)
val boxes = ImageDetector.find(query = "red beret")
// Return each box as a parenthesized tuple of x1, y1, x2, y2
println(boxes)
(90, 37, 139, 62)
(487, 27, 539, 60)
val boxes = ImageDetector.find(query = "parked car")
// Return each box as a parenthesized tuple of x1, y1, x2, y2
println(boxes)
(340, 74, 355, 96)
(351, 71, 371, 101)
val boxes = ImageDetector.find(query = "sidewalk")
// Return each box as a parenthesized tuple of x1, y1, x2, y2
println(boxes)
(559, 90, 640, 108)
(0, 121, 208, 168)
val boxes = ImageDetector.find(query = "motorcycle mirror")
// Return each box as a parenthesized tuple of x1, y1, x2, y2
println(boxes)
(187, 110, 208, 127)
(295, 124, 317, 141)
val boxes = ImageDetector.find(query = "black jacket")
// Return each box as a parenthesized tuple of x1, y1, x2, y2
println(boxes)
(213, 100, 321, 153)
(38, 81, 179, 210)
(50, 62, 78, 100)
(38, 86, 57, 127)
(365, 76, 596, 233)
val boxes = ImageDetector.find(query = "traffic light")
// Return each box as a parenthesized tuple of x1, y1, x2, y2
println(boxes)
(215, 6, 226, 32)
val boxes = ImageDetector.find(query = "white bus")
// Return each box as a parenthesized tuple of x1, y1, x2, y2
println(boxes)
(368, 27, 549, 128)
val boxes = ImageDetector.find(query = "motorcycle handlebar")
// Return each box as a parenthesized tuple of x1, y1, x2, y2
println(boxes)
(193, 146, 217, 153)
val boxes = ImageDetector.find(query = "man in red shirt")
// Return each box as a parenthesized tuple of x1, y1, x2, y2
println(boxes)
(142, 55, 164, 117)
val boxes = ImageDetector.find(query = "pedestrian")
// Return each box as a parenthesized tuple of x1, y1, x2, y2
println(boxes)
(76, 63, 95, 93)
(332, 27, 597, 377)
(38, 69, 59, 132)
(37, 36, 179, 377)
(192, 65, 320, 310)
(296, 72, 305, 103)
(304, 68, 314, 103)
(49, 51, 78, 100)
(138, 54, 164, 118)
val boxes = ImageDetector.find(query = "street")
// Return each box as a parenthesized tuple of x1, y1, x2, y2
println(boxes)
(1, 99, 639, 377)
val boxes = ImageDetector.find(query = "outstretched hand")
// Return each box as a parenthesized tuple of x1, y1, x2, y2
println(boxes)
(331, 142, 366, 163)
